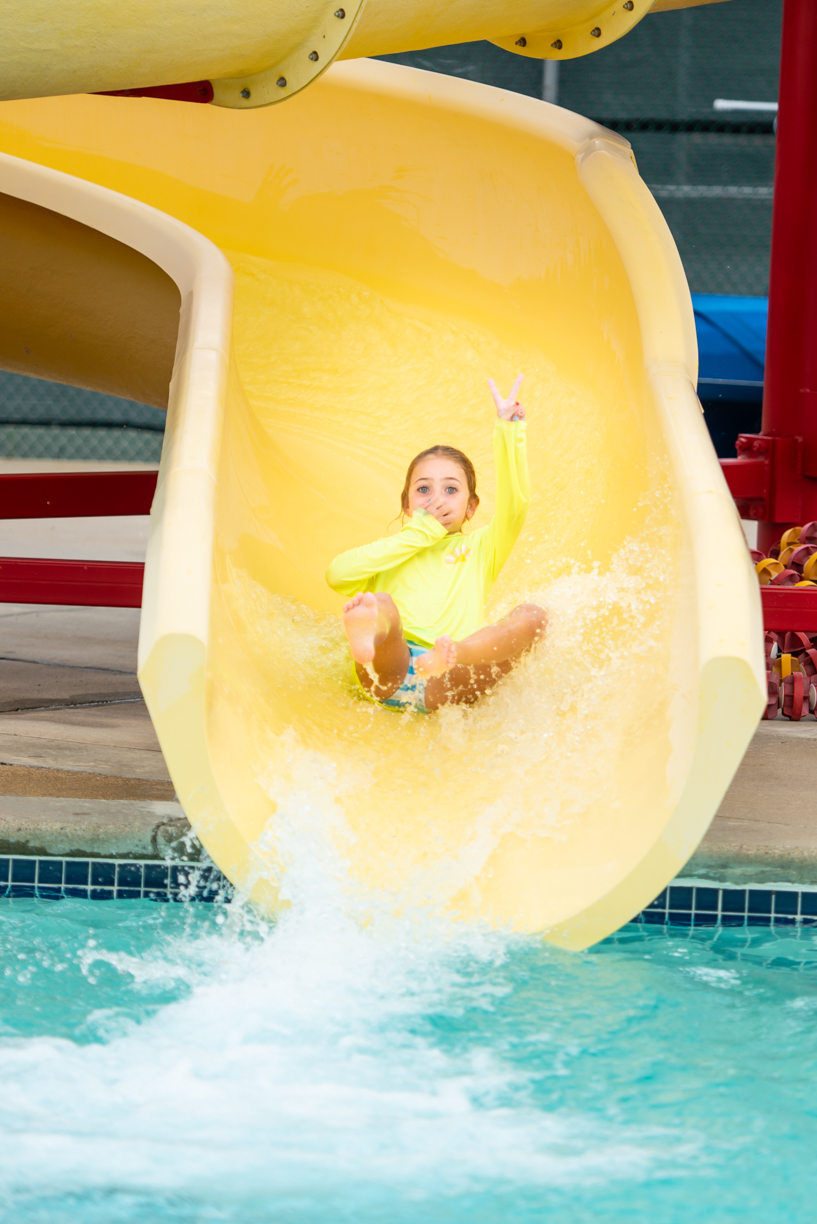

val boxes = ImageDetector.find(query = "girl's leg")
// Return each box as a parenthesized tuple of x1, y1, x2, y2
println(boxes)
(342, 592, 410, 700)
(421, 603, 546, 710)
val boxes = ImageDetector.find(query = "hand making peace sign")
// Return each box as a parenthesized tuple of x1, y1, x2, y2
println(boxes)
(487, 374, 525, 422)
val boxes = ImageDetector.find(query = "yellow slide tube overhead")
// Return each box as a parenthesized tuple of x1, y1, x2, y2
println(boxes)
(0, 0, 729, 105)
(0, 59, 763, 947)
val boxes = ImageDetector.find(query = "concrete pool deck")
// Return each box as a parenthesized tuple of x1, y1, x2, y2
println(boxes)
(0, 467, 815, 883)
(687, 719, 817, 886)
(0, 599, 192, 859)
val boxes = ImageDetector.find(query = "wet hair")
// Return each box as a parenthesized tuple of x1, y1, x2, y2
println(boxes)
(400, 445, 479, 514)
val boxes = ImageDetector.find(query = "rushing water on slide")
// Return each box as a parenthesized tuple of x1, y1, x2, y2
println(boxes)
(202, 254, 682, 930)
(1, 860, 817, 1223)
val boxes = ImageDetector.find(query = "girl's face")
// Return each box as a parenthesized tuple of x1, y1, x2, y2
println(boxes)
(407, 456, 476, 534)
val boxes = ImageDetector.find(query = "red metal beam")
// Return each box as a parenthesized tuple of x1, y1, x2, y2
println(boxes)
(95, 81, 213, 103)
(0, 557, 144, 607)
(761, 586, 817, 632)
(720, 452, 767, 520)
(0, 471, 157, 519)
(720, 457, 765, 502)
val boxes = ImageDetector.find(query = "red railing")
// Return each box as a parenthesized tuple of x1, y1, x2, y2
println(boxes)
(0, 470, 157, 607)
(761, 586, 817, 632)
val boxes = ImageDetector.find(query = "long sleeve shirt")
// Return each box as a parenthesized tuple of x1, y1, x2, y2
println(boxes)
(326, 420, 529, 647)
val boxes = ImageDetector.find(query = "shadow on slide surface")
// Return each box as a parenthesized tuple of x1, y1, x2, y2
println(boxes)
(0, 60, 764, 948)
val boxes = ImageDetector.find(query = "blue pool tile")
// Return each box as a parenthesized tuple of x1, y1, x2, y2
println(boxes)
(37, 860, 63, 886)
(146, 891, 170, 903)
(63, 886, 89, 900)
(201, 885, 228, 902)
(694, 887, 720, 912)
(721, 913, 746, 927)
(64, 860, 89, 886)
(646, 891, 667, 911)
(202, 876, 228, 895)
(144, 864, 169, 890)
(9, 884, 36, 898)
(115, 888, 142, 900)
(642, 910, 666, 925)
(773, 891, 798, 916)
(11, 859, 36, 884)
(800, 892, 817, 916)
(117, 863, 143, 890)
(171, 867, 207, 894)
(669, 886, 693, 910)
(668, 911, 693, 926)
(721, 890, 747, 914)
(36, 885, 62, 901)
(693, 913, 719, 927)
(773, 914, 798, 927)
(0, 858, 8, 883)
(91, 862, 116, 888)
(748, 889, 773, 915)
(90, 887, 114, 901)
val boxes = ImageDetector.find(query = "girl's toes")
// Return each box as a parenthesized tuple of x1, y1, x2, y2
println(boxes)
(434, 636, 456, 672)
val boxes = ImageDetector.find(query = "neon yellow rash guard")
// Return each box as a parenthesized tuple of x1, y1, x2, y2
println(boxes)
(326, 420, 530, 648)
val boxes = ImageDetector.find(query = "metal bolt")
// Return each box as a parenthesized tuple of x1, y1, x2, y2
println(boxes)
(334, 7, 346, 16)
(591, 27, 601, 37)
(240, 88, 251, 98)
(551, 39, 562, 49)
(515, 36, 527, 47)
(277, 76, 287, 87)
(309, 50, 319, 60)
(623, 1, 633, 8)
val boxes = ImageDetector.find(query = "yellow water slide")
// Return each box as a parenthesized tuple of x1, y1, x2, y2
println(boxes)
(0, 0, 761, 948)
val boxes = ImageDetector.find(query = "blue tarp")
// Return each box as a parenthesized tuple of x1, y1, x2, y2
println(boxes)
(692, 293, 767, 403)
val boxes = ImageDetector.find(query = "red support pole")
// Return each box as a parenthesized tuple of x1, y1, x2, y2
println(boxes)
(755, 0, 817, 551)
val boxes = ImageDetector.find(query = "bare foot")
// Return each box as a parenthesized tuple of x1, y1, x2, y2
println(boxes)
(342, 592, 380, 664)
(414, 635, 457, 678)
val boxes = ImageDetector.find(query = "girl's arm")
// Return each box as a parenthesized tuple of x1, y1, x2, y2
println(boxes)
(483, 375, 531, 584)
(326, 510, 448, 596)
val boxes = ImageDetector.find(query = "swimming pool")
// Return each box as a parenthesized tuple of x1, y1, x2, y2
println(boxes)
(0, 891, 814, 1223)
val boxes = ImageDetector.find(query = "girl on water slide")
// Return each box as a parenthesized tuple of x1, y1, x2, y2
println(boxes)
(326, 375, 546, 712)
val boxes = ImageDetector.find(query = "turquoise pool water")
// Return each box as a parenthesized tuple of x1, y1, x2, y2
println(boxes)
(0, 894, 815, 1222)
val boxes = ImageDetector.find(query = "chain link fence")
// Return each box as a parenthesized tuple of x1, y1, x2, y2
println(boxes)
(0, 371, 164, 462)
(0, 0, 780, 461)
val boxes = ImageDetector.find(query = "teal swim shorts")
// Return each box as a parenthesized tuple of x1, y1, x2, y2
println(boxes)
(380, 642, 429, 714)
